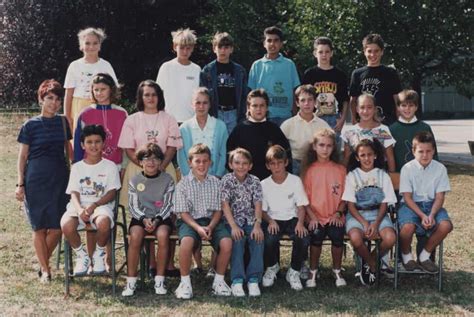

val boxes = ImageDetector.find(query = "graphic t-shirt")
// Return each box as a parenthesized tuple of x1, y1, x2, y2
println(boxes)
(349, 65, 402, 125)
(302, 66, 349, 113)
(216, 61, 236, 108)
(66, 158, 121, 209)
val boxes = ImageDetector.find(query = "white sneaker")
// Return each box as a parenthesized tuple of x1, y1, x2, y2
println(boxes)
(122, 279, 137, 297)
(206, 267, 216, 278)
(286, 267, 303, 291)
(212, 280, 232, 296)
(300, 263, 310, 280)
(154, 279, 167, 295)
(262, 263, 280, 287)
(73, 250, 90, 276)
(175, 282, 193, 299)
(231, 283, 245, 297)
(91, 248, 106, 274)
(305, 269, 317, 288)
(333, 269, 347, 287)
(247, 282, 261, 297)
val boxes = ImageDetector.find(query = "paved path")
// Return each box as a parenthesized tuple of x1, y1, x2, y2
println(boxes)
(342, 119, 474, 165)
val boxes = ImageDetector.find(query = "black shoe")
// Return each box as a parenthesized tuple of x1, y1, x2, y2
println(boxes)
(359, 263, 376, 286)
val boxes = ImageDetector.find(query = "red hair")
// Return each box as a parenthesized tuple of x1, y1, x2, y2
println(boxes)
(37, 79, 64, 101)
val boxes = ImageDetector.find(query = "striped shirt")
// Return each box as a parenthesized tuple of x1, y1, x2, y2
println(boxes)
(17, 115, 71, 160)
(173, 173, 221, 219)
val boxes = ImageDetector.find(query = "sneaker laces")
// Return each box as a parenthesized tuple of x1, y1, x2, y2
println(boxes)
(369, 272, 376, 283)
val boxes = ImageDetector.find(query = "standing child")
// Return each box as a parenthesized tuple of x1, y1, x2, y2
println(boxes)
(227, 89, 292, 180)
(280, 84, 330, 175)
(389, 89, 438, 172)
(302, 36, 349, 136)
(301, 128, 347, 288)
(221, 148, 264, 297)
(64, 28, 118, 131)
(261, 145, 309, 291)
(60, 125, 121, 275)
(173, 144, 232, 299)
(122, 143, 175, 296)
(200, 32, 248, 133)
(397, 132, 452, 272)
(248, 26, 300, 126)
(157, 28, 201, 124)
(343, 93, 396, 172)
(342, 139, 397, 285)
(349, 33, 402, 126)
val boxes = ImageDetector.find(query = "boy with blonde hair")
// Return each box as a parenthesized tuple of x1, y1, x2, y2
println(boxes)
(157, 28, 201, 123)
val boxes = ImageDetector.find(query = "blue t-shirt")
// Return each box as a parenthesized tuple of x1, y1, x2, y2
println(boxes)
(17, 115, 72, 161)
(248, 54, 300, 119)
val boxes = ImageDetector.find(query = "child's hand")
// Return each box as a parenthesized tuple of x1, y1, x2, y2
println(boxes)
(422, 214, 435, 229)
(329, 214, 344, 227)
(231, 225, 244, 241)
(267, 220, 279, 235)
(362, 220, 370, 234)
(366, 223, 378, 240)
(334, 117, 345, 132)
(84, 203, 96, 217)
(79, 209, 90, 223)
(197, 226, 210, 240)
(15, 186, 25, 202)
(295, 222, 308, 238)
(308, 218, 319, 231)
(251, 225, 264, 242)
(143, 218, 155, 233)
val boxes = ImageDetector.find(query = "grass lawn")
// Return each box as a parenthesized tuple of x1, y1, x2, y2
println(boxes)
(0, 113, 473, 316)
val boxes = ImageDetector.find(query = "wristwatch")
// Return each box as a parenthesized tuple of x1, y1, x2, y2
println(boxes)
(254, 218, 262, 224)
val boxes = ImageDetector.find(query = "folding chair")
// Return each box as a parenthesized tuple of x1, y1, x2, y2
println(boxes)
(391, 172, 444, 291)
(63, 194, 127, 296)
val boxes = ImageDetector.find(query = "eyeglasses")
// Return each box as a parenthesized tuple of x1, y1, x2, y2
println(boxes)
(141, 156, 161, 162)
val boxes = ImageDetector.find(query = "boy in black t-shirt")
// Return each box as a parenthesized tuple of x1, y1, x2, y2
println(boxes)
(349, 34, 402, 125)
(302, 36, 349, 136)
(200, 32, 248, 134)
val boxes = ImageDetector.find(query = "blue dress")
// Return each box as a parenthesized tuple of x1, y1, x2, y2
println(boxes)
(17, 115, 71, 230)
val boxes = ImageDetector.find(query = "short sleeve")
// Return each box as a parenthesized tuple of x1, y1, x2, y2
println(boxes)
(17, 122, 31, 144)
(252, 179, 263, 203)
(382, 171, 397, 204)
(107, 162, 122, 191)
(156, 63, 167, 88)
(380, 126, 396, 148)
(349, 69, 360, 97)
(399, 165, 413, 194)
(294, 176, 309, 206)
(435, 165, 451, 193)
(166, 116, 183, 149)
(65, 164, 80, 194)
(342, 173, 356, 203)
(290, 62, 301, 88)
(173, 181, 188, 213)
(220, 176, 232, 202)
(64, 62, 76, 89)
(389, 68, 402, 95)
(104, 62, 119, 85)
(261, 182, 270, 212)
(118, 116, 136, 149)
(247, 62, 257, 90)
(280, 119, 291, 139)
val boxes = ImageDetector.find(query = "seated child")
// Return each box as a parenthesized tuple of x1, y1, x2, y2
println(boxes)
(173, 144, 232, 299)
(342, 138, 397, 286)
(221, 148, 264, 297)
(280, 84, 330, 175)
(61, 125, 121, 275)
(389, 89, 438, 172)
(301, 128, 347, 288)
(122, 143, 175, 296)
(261, 145, 309, 291)
(397, 132, 453, 272)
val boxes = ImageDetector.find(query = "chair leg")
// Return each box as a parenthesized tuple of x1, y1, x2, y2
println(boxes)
(139, 242, 146, 289)
(375, 240, 380, 287)
(112, 227, 116, 296)
(438, 241, 443, 292)
(394, 232, 399, 290)
(64, 239, 70, 296)
(56, 237, 62, 270)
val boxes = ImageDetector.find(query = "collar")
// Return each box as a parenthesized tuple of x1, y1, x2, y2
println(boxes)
(191, 114, 214, 129)
(262, 53, 283, 63)
(187, 172, 209, 183)
(247, 117, 267, 123)
(95, 104, 112, 110)
(413, 159, 433, 171)
(297, 112, 317, 123)
(398, 116, 418, 124)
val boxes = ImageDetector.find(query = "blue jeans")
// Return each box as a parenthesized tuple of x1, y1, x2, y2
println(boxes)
(218, 109, 237, 134)
(398, 201, 451, 236)
(292, 159, 301, 176)
(226, 224, 264, 283)
(320, 114, 342, 147)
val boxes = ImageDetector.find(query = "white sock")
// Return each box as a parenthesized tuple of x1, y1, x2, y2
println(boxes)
(126, 276, 137, 285)
(96, 244, 105, 251)
(402, 252, 414, 264)
(419, 249, 431, 262)
(214, 273, 225, 283)
(181, 275, 191, 285)
(155, 275, 165, 283)
(73, 244, 86, 255)
(310, 269, 317, 280)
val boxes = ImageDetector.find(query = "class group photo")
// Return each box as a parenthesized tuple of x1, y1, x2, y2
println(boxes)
(1, 1, 473, 316)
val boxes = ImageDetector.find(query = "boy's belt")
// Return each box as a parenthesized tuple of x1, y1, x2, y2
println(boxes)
(356, 204, 381, 211)
(218, 105, 236, 111)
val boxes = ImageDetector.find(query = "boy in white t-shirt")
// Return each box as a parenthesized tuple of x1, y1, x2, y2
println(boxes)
(156, 28, 201, 123)
(61, 125, 121, 276)
(261, 145, 310, 291)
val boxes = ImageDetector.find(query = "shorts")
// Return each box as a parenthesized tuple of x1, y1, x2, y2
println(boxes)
(60, 202, 114, 230)
(345, 210, 393, 233)
(129, 216, 173, 231)
(177, 218, 231, 251)
(310, 223, 345, 247)
(397, 201, 451, 236)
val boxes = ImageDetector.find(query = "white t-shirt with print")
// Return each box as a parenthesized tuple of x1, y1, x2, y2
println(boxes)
(261, 173, 309, 221)
(66, 158, 121, 210)
(156, 58, 201, 123)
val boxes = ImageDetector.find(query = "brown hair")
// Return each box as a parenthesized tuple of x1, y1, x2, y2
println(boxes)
(362, 33, 385, 50)
(398, 89, 419, 107)
(228, 147, 253, 164)
(91, 73, 120, 104)
(313, 36, 333, 50)
(136, 80, 165, 112)
(136, 143, 164, 161)
(300, 128, 340, 178)
(265, 144, 287, 163)
(295, 84, 317, 100)
(412, 131, 436, 151)
(212, 32, 234, 48)
(37, 79, 64, 101)
(188, 143, 211, 161)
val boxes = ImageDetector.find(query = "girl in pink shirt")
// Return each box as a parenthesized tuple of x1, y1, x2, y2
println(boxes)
(301, 128, 347, 288)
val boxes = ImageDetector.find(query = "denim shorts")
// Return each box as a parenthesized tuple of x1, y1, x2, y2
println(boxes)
(397, 201, 451, 236)
(345, 210, 393, 233)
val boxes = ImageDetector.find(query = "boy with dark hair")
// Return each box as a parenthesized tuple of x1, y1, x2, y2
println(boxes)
(200, 32, 248, 133)
(61, 125, 121, 276)
(302, 36, 349, 135)
(389, 89, 438, 171)
(349, 33, 402, 125)
(248, 26, 300, 126)
(397, 131, 452, 272)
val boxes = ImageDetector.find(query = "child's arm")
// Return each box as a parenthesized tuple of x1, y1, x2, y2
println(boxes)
(70, 191, 89, 223)
(349, 96, 358, 125)
(347, 202, 369, 232)
(180, 212, 210, 240)
(222, 201, 244, 240)
(305, 205, 319, 231)
(367, 202, 388, 239)
(83, 189, 117, 217)
(425, 192, 445, 228)
(402, 192, 430, 226)
(343, 143, 351, 167)
(335, 100, 349, 132)
(161, 146, 176, 171)
(262, 211, 279, 234)
(385, 145, 396, 172)
(15, 143, 28, 202)
(125, 148, 140, 166)
(328, 201, 346, 228)
(207, 210, 224, 237)
(250, 201, 264, 242)
(295, 205, 308, 238)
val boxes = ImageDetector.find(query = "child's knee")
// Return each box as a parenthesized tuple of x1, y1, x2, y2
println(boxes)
(157, 230, 170, 247)
(95, 216, 111, 233)
(381, 229, 396, 245)
(180, 237, 195, 252)
(219, 238, 232, 254)
(437, 220, 453, 235)
(61, 217, 78, 233)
